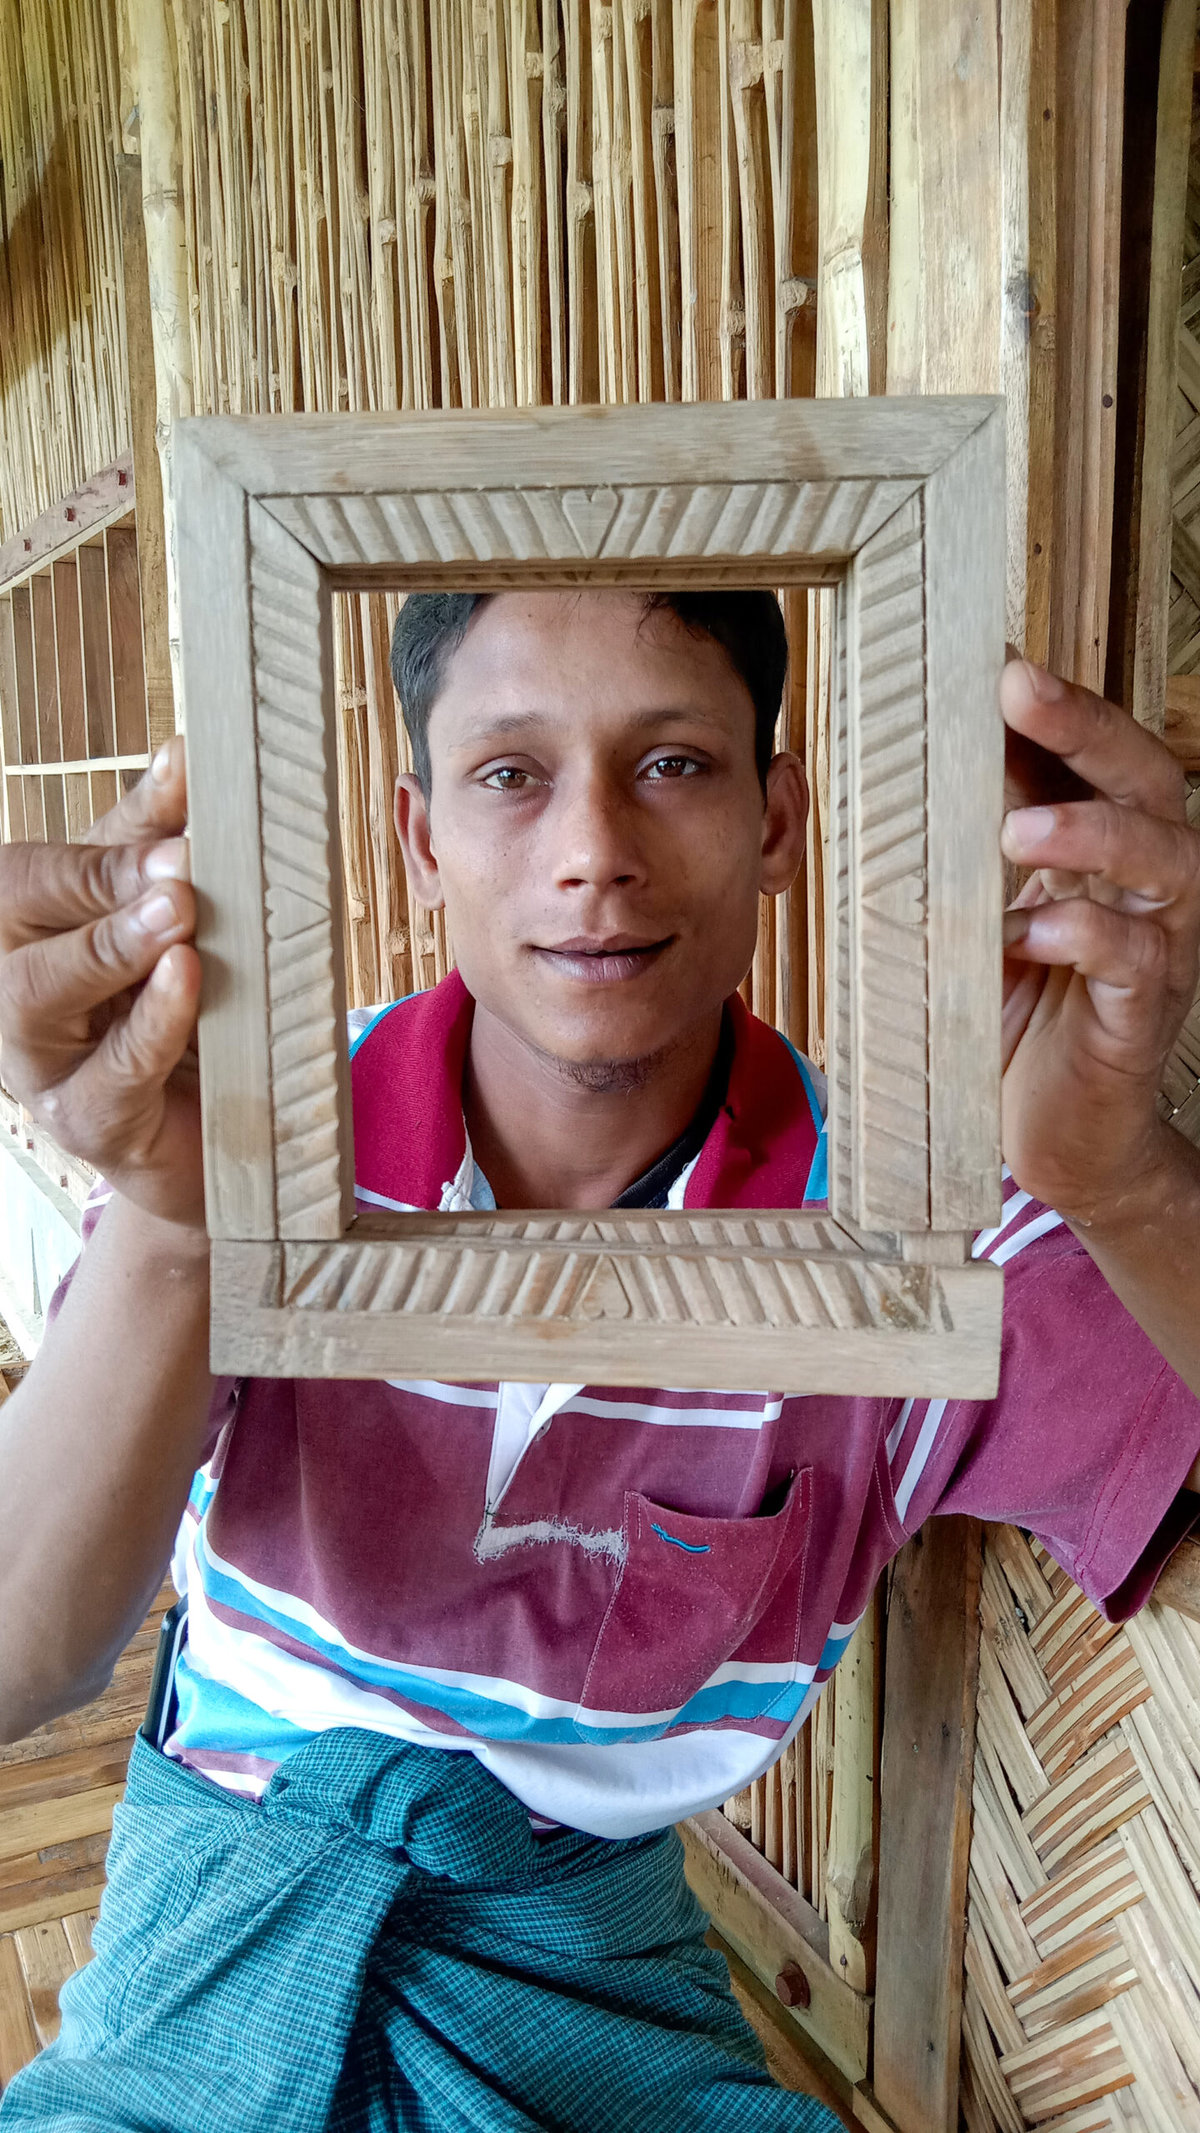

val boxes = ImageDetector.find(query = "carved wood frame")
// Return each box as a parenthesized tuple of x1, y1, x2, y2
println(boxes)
(175, 398, 1006, 1393)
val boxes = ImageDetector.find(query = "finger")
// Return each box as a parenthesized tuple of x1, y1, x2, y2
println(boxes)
(83, 734, 188, 849)
(0, 882, 195, 1040)
(33, 944, 201, 1166)
(0, 835, 190, 952)
(1001, 797, 1200, 916)
(1003, 897, 1170, 1048)
(1000, 661, 1185, 824)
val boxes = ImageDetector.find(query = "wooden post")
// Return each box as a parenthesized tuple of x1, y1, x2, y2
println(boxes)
(1048, 0, 1126, 691)
(873, 1518, 983, 2133)
(116, 154, 174, 751)
(809, 12, 882, 2004)
(826, 1598, 880, 1998)
(117, 0, 193, 731)
(1130, 0, 1195, 731)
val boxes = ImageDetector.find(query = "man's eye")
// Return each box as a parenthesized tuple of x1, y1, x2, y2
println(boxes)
(482, 766, 533, 791)
(644, 754, 702, 780)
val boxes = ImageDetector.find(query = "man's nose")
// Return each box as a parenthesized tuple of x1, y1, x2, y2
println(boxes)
(550, 773, 647, 889)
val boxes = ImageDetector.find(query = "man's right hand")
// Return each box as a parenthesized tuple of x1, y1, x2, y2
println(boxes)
(0, 736, 205, 1233)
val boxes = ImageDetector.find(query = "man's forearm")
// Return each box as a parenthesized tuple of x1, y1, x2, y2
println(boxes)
(0, 1194, 216, 1740)
(1065, 1125, 1200, 1489)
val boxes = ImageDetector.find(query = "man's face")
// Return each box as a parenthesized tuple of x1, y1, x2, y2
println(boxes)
(394, 590, 806, 1076)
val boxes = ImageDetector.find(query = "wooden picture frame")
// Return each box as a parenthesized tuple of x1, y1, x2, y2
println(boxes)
(175, 398, 1006, 1394)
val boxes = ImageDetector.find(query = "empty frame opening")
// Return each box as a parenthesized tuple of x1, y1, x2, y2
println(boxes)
(328, 581, 833, 1221)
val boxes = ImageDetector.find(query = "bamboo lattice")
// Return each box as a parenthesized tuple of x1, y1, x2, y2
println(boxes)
(960, 1525, 1200, 2132)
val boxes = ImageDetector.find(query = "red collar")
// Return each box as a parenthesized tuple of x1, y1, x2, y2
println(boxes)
(350, 971, 821, 1210)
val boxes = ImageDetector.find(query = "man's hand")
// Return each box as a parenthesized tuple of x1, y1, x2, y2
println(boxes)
(998, 660, 1200, 1227)
(0, 737, 204, 1233)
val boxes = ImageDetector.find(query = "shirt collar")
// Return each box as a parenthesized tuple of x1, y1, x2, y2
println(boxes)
(350, 972, 825, 1212)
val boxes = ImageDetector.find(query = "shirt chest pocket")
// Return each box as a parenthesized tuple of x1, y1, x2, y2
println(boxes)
(578, 1467, 813, 1724)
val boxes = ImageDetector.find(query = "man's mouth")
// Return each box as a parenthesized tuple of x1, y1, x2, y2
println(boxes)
(532, 935, 673, 984)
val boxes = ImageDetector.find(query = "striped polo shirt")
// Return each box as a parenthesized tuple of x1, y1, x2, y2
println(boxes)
(65, 974, 1200, 1840)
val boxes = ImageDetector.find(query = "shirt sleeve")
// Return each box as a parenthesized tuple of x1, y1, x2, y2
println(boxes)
(886, 1185, 1200, 1622)
(44, 1180, 238, 1471)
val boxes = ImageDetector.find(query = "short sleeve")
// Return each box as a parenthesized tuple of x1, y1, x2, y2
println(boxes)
(886, 1190, 1200, 1622)
(43, 1180, 238, 1470)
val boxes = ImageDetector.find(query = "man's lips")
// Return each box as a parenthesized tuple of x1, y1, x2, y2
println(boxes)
(531, 935, 673, 983)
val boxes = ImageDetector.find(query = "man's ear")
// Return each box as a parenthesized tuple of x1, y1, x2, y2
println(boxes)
(759, 751, 808, 897)
(394, 773, 445, 910)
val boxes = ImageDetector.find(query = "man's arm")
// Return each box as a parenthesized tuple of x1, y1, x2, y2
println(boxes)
(0, 1199, 215, 1738)
(998, 662, 1200, 1450)
(0, 741, 212, 1737)
(1060, 1131, 1200, 1489)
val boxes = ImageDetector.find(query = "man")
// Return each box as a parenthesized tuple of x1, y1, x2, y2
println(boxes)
(0, 588, 1199, 2130)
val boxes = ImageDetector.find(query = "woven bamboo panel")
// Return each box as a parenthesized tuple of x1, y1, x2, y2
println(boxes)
(960, 1524, 1200, 2131)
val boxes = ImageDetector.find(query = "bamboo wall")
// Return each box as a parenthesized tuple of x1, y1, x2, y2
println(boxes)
(166, 0, 823, 1036)
(0, 0, 129, 538)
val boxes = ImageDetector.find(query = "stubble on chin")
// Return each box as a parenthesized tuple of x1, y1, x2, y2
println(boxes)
(557, 1050, 664, 1095)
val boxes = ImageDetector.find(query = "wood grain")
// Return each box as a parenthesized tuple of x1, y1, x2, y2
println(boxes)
(260, 475, 922, 578)
(179, 398, 1004, 1393)
(873, 1516, 983, 2133)
(212, 1232, 1002, 1394)
(1132, 0, 1200, 730)
(0, 461, 134, 596)
(50, 560, 86, 763)
(103, 524, 147, 758)
(249, 500, 353, 1240)
(920, 405, 1005, 1232)
(682, 1809, 873, 2084)
(179, 394, 998, 495)
(846, 490, 929, 1233)
(174, 427, 276, 1239)
(0, 1934, 38, 2086)
(116, 152, 175, 752)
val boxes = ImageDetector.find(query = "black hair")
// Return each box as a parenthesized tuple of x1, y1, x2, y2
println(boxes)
(389, 590, 789, 797)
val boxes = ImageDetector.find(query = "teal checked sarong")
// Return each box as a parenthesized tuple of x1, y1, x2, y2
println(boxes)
(0, 1729, 841, 2131)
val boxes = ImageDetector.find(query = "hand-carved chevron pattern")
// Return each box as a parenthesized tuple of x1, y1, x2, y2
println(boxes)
(848, 493, 930, 1232)
(260, 477, 922, 572)
(827, 579, 854, 1224)
(250, 508, 348, 1238)
(276, 1224, 939, 1332)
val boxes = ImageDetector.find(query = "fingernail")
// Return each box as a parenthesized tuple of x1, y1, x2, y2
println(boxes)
(132, 890, 178, 934)
(150, 742, 174, 783)
(1022, 660, 1066, 700)
(143, 838, 190, 883)
(1002, 805, 1055, 853)
(1003, 909, 1032, 945)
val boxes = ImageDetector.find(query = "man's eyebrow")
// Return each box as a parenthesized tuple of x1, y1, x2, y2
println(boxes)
(448, 704, 733, 749)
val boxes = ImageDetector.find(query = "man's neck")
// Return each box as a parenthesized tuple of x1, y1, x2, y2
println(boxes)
(463, 1002, 725, 1209)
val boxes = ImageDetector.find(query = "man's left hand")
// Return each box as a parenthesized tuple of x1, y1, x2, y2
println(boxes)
(998, 659, 1200, 1225)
